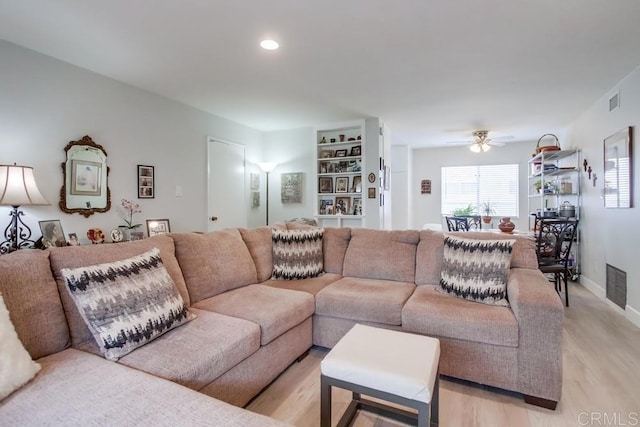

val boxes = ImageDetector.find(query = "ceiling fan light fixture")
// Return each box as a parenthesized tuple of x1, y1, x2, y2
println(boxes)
(469, 142, 491, 153)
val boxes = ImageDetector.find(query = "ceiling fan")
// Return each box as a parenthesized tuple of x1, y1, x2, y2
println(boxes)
(447, 130, 513, 152)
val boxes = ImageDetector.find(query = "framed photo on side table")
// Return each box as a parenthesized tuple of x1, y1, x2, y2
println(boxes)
(138, 165, 154, 199)
(146, 219, 171, 237)
(38, 220, 67, 247)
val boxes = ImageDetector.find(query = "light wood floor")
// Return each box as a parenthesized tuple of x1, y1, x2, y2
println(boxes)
(247, 283, 640, 426)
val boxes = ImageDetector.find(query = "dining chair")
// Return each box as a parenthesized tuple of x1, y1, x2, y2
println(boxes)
(535, 218, 579, 307)
(445, 215, 482, 232)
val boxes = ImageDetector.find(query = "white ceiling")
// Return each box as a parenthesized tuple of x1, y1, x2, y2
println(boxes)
(2, 0, 640, 148)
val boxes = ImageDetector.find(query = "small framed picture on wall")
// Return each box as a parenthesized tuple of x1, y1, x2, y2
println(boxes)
(138, 165, 154, 199)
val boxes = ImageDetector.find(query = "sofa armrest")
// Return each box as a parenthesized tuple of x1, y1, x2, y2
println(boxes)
(507, 267, 564, 403)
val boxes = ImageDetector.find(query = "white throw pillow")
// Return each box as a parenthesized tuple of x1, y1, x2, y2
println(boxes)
(0, 293, 41, 401)
(60, 248, 195, 361)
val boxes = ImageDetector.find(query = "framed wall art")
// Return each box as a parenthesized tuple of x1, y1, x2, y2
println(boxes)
(138, 165, 154, 199)
(281, 172, 303, 203)
(146, 218, 170, 237)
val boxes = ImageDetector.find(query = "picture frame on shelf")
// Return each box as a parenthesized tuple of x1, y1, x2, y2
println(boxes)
(352, 197, 362, 215)
(334, 197, 351, 215)
(321, 149, 334, 158)
(348, 160, 361, 172)
(350, 145, 361, 156)
(335, 176, 349, 193)
(67, 233, 80, 246)
(319, 162, 329, 174)
(335, 161, 348, 173)
(351, 175, 362, 193)
(146, 218, 171, 237)
(335, 149, 348, 157)
(319, 177, 333, 193)
(320, 198, 334, 215)
(38, 220, 66, 247)
(137, 165, 154, 199)
(130, 231, 144, 241)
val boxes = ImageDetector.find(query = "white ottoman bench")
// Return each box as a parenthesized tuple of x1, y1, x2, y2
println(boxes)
(320, 324, 440, 427)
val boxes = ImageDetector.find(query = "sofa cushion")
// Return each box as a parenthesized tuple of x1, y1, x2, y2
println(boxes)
(402, 285, 519, 347)
(415, 229, 445, 285)
(438, 235, 514, 307)
(0, 348, 288, 426)
(323, 227, 351, 274)
(172, 230, 258, 303)
(315, 277, 416, 325)
(263, 272, 342, 295)
(49, 235, 188, 348)
(342, 229, 419, 283)
(455, 231, 538, 269)
(240, 227, 273, 282)
(193, 285, 314, 345)
(60, 248, 195, 361)
(0, 250, 70, 359)
(272, 228, 324, 280)
(115, 308, 260, 390)
(0, 294, 41, 401)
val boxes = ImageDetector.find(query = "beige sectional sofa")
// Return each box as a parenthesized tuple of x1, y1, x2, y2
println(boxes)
(0, 224, 564, 425)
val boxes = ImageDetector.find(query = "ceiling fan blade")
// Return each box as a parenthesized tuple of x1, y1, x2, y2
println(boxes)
(490, 135, 514, 142)
(490, 141, 506, 147)
(445, 140, 473, 145)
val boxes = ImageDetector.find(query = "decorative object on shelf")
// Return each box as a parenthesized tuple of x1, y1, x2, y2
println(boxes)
(348, 137, 356, 141)
(319, 199, 333, 215)
(321, 149, 334, 158)
(68, 233, 79, 246)
(130, 231, 144, 241)
(330, 138, 336, 143)
(110, 228, 124, 243)
(498, 217, 516, 233)
(258, 162, 278, 225)
(357, 135, 361, 140)
(146, 219, 171, 237)
(339, 134, 345, 142)
(320, 136, 327, 144)
(368, 187, 376, 199)
(59, 135, 110, 217)
(137, 165, 154, 199)
(421, 179, 431, 194)
(535, 134, 561, 155)
(119, 199, 142, 236)
(368, 173, 376, 183)
(86, 227, 105, 244)
(603, 126, 632, 208)
(0, 164, 50, 254)
(281, 172, 303, 204)
(38, 220, 67, 248)
(558, 201, 576, 218)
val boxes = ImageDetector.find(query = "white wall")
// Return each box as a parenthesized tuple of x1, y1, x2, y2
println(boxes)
(391, 145, 411, 229)
(410, 141, 538, 231)
(0, 41, 264, 243)
(262, 127, 315, 224)
(566, 64, 640, 325)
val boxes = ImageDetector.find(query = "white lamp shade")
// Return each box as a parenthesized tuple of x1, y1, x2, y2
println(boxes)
(0, 164, 50, 206)
(469, 143, 491, 153)
(258, 162, 278, 173)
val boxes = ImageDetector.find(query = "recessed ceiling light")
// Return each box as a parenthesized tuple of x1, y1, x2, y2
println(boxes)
(260, 39, 279, 50)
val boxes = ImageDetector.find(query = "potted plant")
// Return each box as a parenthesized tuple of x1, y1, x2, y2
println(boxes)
(451, 204, 476, 217)
(534, 180, 543, 193)
(481, 201, 494, 224)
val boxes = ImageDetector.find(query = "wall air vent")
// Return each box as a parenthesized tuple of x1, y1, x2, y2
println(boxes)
(609, 91, 620, 112)
(606, 263, 626, 309)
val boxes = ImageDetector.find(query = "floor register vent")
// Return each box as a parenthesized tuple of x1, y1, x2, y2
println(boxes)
(606, 264, 627, 310)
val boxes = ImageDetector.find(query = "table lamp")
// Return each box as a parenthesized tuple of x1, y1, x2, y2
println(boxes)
(0, 164, 50, 254)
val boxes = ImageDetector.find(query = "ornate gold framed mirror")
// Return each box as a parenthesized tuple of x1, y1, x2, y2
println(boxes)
(59, 135, 111, 217)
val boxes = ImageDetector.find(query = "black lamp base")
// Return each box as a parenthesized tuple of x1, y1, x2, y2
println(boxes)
(0, 206, 38, 255)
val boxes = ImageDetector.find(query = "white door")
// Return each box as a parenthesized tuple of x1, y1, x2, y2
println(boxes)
(207, 137, 246, 231)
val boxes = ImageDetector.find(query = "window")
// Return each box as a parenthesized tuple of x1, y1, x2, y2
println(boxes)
(441, 164, 519, 216)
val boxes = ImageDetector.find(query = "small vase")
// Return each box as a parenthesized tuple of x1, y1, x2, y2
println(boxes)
(498, 217, 515, 233)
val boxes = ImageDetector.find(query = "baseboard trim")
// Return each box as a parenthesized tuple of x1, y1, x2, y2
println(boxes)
(579, 275, 640, 328)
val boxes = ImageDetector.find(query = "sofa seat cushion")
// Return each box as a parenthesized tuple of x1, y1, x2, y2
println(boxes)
(193, 285, 314, 346)
(0, 348, 288, 426)
(263, 272, 342, 296)
(112, 308, 260, 390)
(315, 277, 416, 325)
(402, 285, 519, 347)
